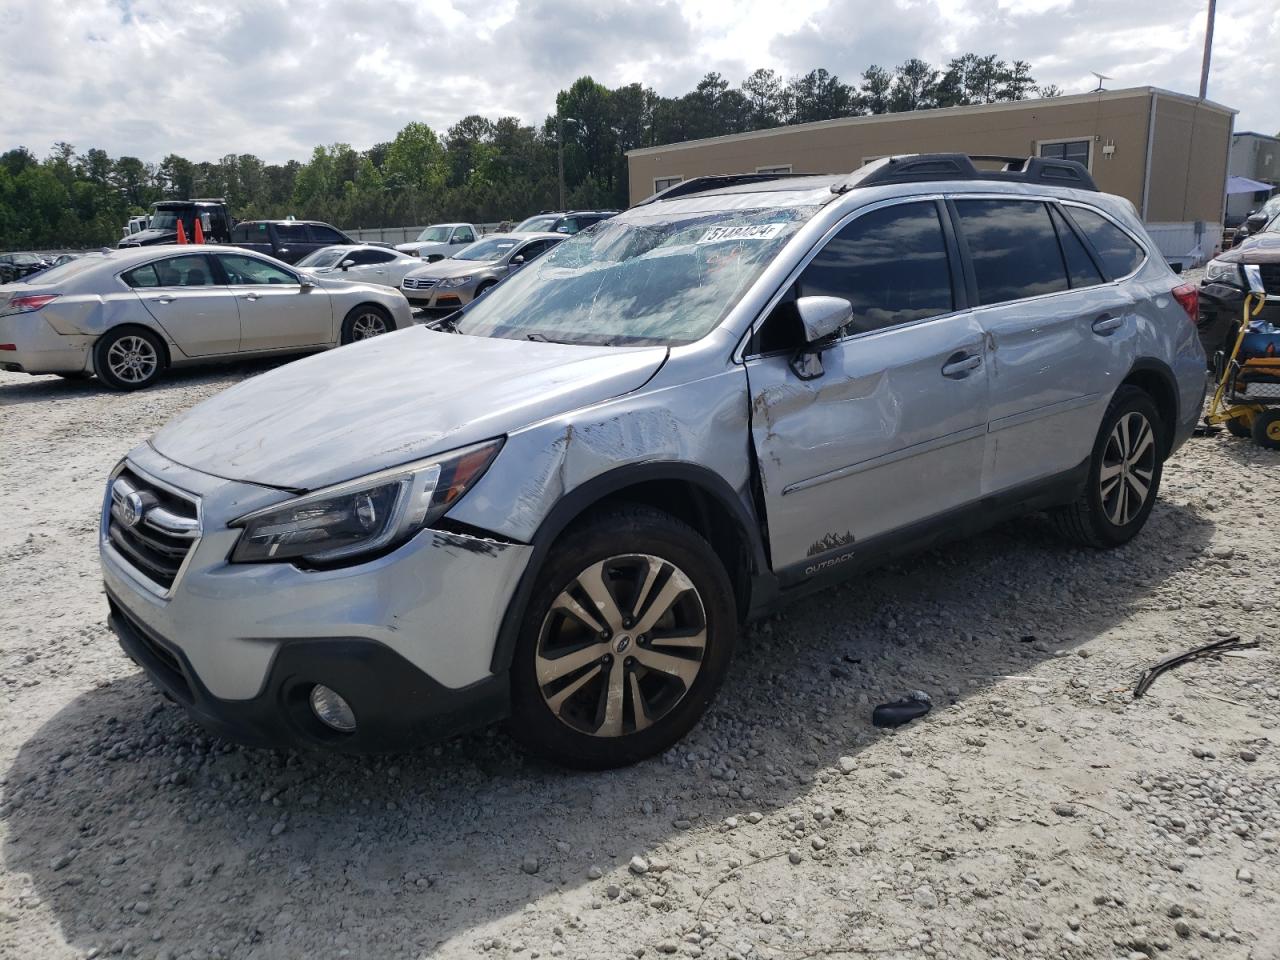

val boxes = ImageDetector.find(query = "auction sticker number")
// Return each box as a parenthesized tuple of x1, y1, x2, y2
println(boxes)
(698, 224, 786, 243)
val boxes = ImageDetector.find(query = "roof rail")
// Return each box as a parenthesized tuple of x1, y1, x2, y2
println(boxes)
(634, 172, 824, 206)
(833, 154, 1098, 194)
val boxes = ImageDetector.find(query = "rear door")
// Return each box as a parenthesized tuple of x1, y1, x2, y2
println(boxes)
(950, 197, 1134, 494)
(122, 253, 240, 356)
(215, 253, 332, 350)
(745, 198, 989, 575)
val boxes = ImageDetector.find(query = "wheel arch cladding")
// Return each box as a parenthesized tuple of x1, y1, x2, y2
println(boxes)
(486, 462, 764, 676)
(1120, 360, 1179, 457)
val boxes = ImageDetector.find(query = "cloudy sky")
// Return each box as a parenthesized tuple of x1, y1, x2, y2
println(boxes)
(2, 0, 1276, 164)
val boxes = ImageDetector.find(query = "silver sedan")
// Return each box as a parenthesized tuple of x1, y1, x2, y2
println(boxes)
(0, 245, 413, 390)
(295, 245, 426, 288)
(399, 232, 564, 312)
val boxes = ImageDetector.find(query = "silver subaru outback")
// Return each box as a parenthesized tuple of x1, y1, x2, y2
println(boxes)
(101, 155, 1206, 768)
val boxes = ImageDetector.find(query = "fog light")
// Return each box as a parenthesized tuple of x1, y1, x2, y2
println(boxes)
(309, 684, 356, 733)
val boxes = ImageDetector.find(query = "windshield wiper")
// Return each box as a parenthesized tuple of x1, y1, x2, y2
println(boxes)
(428, 313, 461, 333)
(526, 333, 550, 342)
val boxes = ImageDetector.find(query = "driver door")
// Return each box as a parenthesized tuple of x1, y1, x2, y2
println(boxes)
(744, 199, 990, 577)
(216, 253, 331, 351)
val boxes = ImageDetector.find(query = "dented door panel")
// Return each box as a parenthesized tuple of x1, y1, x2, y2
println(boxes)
(745, 312, 989, 573)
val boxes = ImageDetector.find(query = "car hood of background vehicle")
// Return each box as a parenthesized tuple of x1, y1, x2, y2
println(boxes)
(1227, 232, 1280, 264)
(395, 241, 451, 255)
(149, 326, 669, 491)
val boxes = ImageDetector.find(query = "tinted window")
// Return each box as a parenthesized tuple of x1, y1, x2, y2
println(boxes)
(275, 223, 310, 243)
(342, 249, 379, 266)
(1049, 205, 1104, 288)
(1064, 206, 1146, 279)
(217, 254, 297, 285)
(797, 201, 954, 335)
(556, 217, 580, 234)
(124, 255, 214, 288)
(453, 227, 476, 243)
(955, 200, 1068, 305)
(231, 223, 255, 243)
(309, 224, 347, 244)
(367, 249, 396, 264)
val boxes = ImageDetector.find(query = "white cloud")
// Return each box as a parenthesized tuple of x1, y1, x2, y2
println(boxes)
(0, 0, 1275, 166)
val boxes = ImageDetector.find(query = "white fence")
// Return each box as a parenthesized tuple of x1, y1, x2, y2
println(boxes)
(342, 223, 507, 244)
(1144, 221, 1220, 268)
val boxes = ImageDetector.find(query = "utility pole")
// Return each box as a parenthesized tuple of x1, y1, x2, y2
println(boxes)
(1199, 0, 1216, 100)
(557, 116, 579, 210)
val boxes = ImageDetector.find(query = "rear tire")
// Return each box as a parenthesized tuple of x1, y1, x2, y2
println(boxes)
(1225, 416, 1252, 439)
(1051, 386, 1164, 548)
(1251, 409, 1280, 450)
(340, 304, 395, 344)
(509, 505, 737, 769)
(94, 327, 165, 391)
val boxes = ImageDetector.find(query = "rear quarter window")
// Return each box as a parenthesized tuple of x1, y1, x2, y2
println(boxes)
(1064, 206, 1146, 279)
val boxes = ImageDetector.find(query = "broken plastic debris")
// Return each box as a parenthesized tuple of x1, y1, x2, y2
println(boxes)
(872, 690, 932, 728)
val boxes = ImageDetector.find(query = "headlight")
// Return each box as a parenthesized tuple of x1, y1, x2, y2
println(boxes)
(1204, 259, 1242, 285)
(229, 439, 503, 565)
(436, 275, 473, 288)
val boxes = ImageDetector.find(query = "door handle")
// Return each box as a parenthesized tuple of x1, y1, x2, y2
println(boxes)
(1092, 313, 1123, 334)
(242, 292, 261, 301)
(151, 296, 174, 305)
(941, 352, 983, 379)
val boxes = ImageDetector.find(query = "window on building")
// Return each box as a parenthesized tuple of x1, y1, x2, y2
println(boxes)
(654, 176, 682, 192)
(756, 165, 792, 175)
(1038, 139, 1091, 168)
(954, 199, 1070, 305)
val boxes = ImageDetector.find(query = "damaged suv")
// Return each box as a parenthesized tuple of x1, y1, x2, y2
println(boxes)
(101, 155, 1205, 768)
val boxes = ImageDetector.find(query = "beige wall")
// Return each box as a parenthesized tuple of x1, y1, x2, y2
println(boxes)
(628, 90, 1233, 225)
(1146, 95, 1233, 223)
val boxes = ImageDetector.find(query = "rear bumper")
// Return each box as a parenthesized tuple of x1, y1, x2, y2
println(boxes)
(0, 312, 93, 374)
(108, 593, 509, 752)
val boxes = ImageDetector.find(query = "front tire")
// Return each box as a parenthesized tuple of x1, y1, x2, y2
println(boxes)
(1251, 409, 1280, 450)
(94, 327, 165, 391)
(509, 505, 737, 769)
(341, 304, 395, 344)
(1051, 386, 1164, 548)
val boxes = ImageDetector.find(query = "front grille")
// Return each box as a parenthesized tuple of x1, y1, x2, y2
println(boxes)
(1258, 263, 1280, 296)
(402, 277, 437, 290)
(107, 469, 200, 591)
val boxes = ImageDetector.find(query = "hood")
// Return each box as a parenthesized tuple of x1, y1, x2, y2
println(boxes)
(395, 241, 451, 255)
(118, 228, 176, 247)
(403, 258, 487, 281)
(150, 325, 668, 491)
(1229, 232, 1280, 264)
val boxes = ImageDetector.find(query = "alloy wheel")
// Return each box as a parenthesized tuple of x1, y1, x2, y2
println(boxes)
(535, 554, 707, 738)
(106, 335, 158, 384)
(350, 312, 388, 340)
(1100, 411, 1156, 526)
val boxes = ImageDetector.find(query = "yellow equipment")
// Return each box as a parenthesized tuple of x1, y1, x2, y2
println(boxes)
(1205, 293, 1280, 447)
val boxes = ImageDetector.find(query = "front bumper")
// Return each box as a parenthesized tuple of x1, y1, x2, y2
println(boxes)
(0, 312, 93, 374)
(100, 446, 533, 751)
(401, 285, 475, 311)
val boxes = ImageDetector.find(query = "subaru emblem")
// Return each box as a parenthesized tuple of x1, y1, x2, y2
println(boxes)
(122, 491, 147, 528)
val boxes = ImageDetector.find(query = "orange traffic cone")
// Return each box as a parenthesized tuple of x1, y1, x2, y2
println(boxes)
(175, 220, 188, 244)
(193, 217, 205, 244)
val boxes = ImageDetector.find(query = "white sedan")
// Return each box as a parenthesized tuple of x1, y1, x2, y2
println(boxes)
(296, 245, 425, 288)
(0, 245, 413, 390)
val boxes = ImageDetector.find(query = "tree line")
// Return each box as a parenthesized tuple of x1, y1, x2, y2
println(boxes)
(0, 54, 1056, 250)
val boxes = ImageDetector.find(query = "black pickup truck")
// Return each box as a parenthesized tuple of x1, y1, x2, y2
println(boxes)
(228, 220, 356, 264)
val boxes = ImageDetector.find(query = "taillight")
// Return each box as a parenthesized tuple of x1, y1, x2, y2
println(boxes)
(1171, 283, 1198, 323)
(1, 294, 59, 316)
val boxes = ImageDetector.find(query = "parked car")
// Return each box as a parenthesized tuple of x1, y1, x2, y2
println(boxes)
(1231, 194, 1280, 247)
(512, 210, 618, 235)
(1199, 214, 1280, 363)
(0, 252, 52, 284)
(118, 200, 233, 248)
(296, 245, 425, 288)
(394, 223, 481, 261)
(228, 220, 355, 265)
(0, 245, 411, 390)
(121, 215, 150, 240)
(399, 233, 564, 312)
(100, 154, 1204, 768)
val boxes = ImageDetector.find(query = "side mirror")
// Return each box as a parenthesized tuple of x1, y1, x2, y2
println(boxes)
(340, 259, 355, 271)
(299, 279, 317, 291)
(789, 296, 852, 381)
(511, 255, 526, 266)
(1245, 214, 1267, 233)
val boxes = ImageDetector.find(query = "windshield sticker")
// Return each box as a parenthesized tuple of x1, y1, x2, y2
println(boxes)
(698, 223, 786, 243)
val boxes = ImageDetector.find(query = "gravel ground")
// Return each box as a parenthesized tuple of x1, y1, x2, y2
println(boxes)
(1, 349, 1276, 960)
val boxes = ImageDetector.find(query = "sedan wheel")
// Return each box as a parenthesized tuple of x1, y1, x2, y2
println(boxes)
(341, 305, 395, 344)
(535, 554, 707, 739)
(1099, 411, 1157, 526)
(107, 335, 159, 384)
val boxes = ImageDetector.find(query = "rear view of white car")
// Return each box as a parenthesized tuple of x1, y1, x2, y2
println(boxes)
(0, 245, 412, 390)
